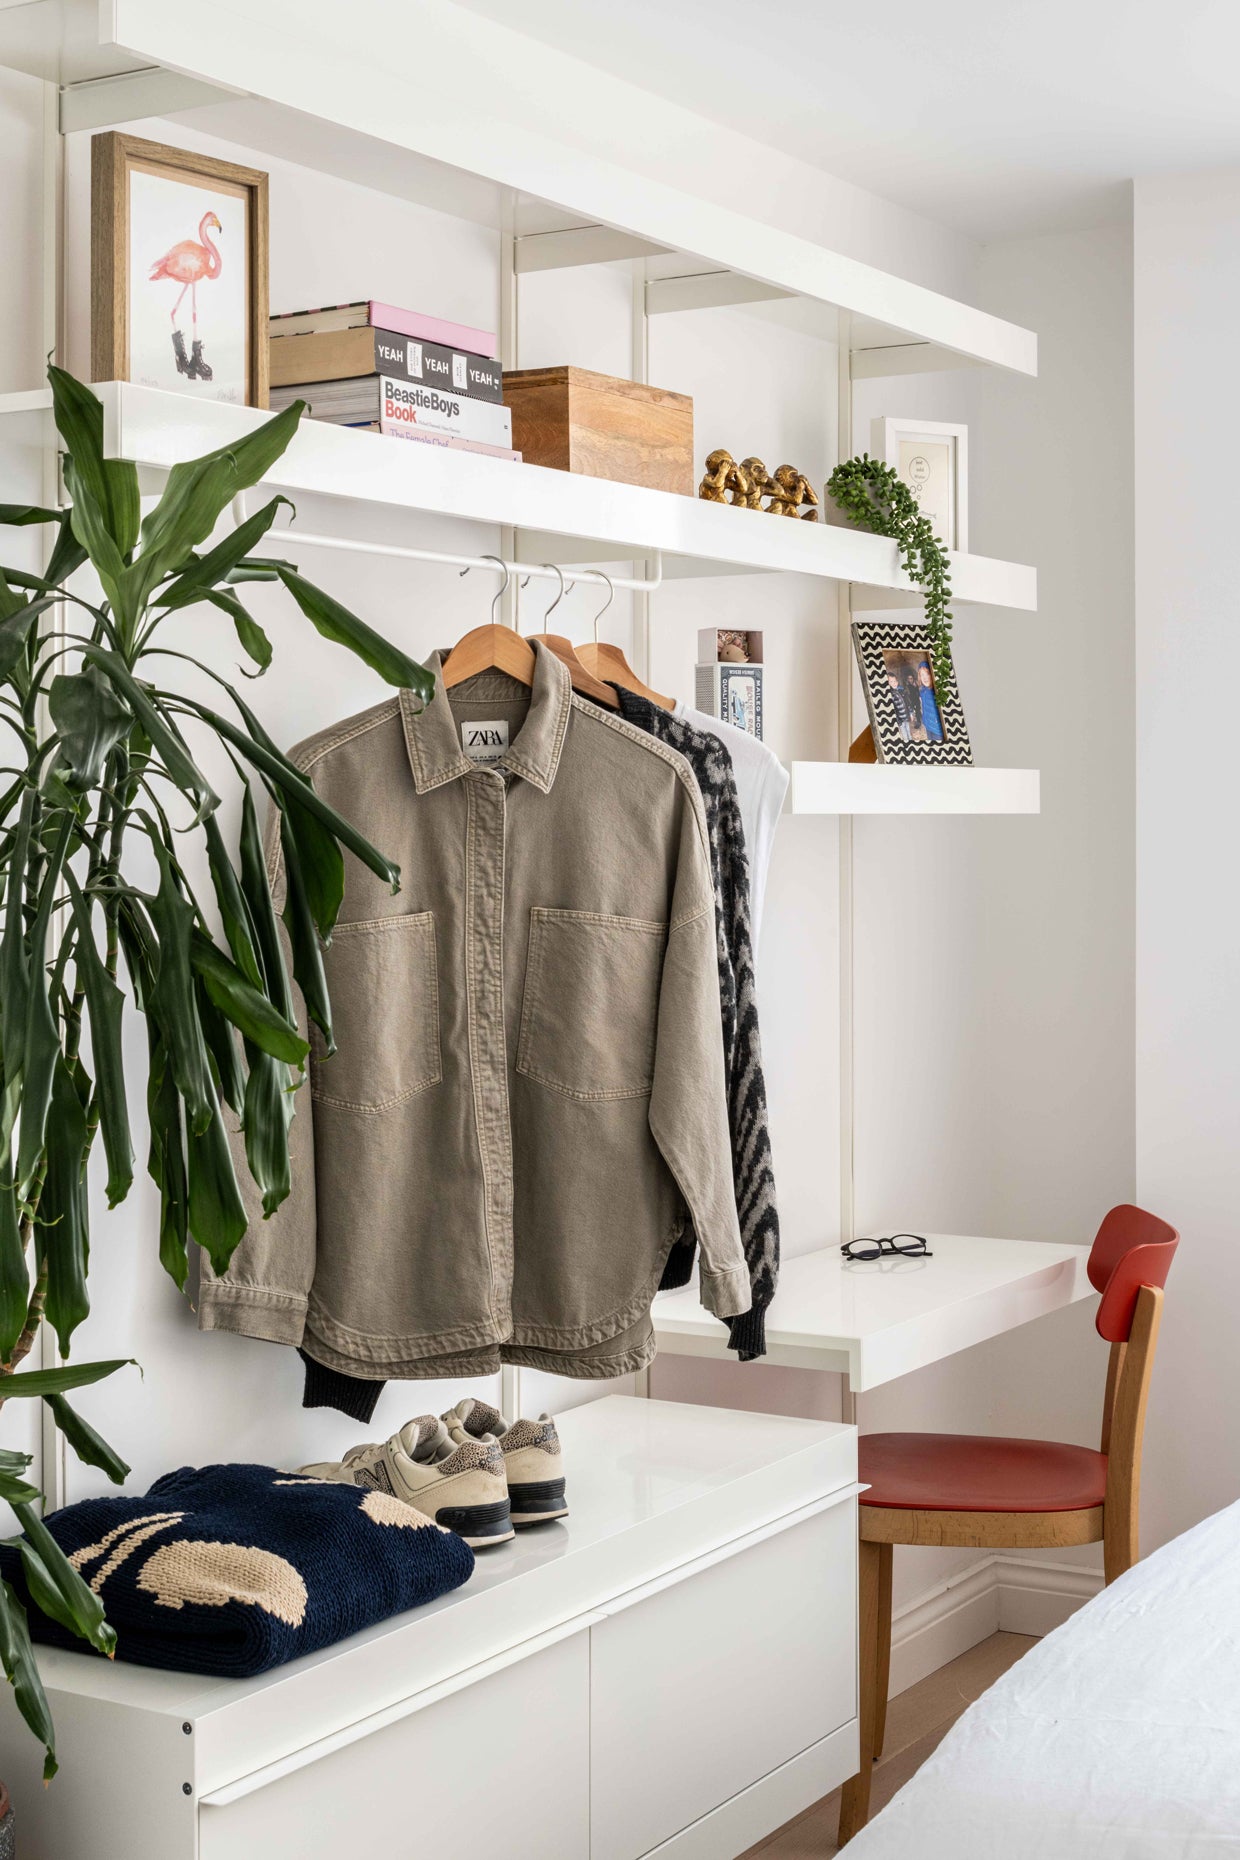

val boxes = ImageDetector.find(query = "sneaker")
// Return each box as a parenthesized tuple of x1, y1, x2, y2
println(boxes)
(443, 1399, 568, 1526)
(297, 1415, 515, 1547)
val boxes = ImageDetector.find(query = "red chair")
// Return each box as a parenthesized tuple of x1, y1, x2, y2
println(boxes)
(838, 1204, 1179, 1844)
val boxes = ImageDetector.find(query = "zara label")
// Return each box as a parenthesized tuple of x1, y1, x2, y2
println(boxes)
(461, 719, 509, 764)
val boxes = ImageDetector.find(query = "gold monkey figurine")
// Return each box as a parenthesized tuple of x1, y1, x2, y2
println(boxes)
(766, 463, 820, 520)
(698, 449, 754, 506)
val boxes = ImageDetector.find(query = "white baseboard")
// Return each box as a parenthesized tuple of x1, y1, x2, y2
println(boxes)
(888, 1554, 1103, 1697)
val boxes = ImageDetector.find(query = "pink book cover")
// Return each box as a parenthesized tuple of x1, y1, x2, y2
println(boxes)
(369, 302, 498, 360)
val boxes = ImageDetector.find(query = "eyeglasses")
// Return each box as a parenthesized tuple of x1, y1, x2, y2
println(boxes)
(840, 1234, 933, 1262)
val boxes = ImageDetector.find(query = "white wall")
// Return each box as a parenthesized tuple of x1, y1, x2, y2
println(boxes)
(659, 224, 1137, 1615)
(1134, 169, 1240, 1551)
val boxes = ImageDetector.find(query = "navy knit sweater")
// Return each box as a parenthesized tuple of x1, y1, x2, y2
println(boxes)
(0, 1462, 474, 1677)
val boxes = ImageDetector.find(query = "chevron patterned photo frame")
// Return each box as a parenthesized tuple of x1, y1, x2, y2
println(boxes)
(852, 620, 973, 766)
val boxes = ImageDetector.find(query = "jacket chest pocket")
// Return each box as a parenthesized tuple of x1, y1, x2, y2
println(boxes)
(517, 908, 666, 1102)
(312, 913, 441, 1112)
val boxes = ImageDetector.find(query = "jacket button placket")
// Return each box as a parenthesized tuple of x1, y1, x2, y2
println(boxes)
(465, 769, 515, 1331)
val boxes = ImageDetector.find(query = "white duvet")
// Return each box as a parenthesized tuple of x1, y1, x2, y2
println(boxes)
(848, 1500, 1240, 1858)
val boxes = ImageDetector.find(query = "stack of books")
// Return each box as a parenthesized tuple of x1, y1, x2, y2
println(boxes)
(268, 301, 519, 460)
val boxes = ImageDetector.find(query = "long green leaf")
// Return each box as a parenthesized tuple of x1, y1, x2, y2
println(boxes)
(0, 595, 56, 682)
(274, 566, 435, 697)
(0, 792, 34, 1145)
(193, 700, 399, 894)
(237, 782, 293, 1020)
(16, 819, 71, 1199)
(45, 1392, 130, 1484)
(0, 504, 63, 527)
(36, 1057, 91, 1355)
(195, 976, 246, 1115)
(158, 494, 292, 611)
(44, 508, 89, 587)
(49, 665, 132, 790)
(146, 1034, 189, 1290)
(203, 813, 262, 989)
(62, 453, 125, 613)
(14, 1503, 116, 1656)
(204, 588, 273, 673)
(0, 1470, 41, 1505)
(189, 928, 308, 1065)
(77, 647, 218, 823)
(145, 837, 214, 1136)
(64, 869, 133, 1208)
(48, 365, 140, 557)
(279, 811, 333, 1049)
(0, 1357, 132, 1396)
(130, 400, 306, 609)
(0, 1577, 57, 1780)
(0, 1176, 28, 1362)
(241, 1046, 293, 1219)
(186, 1093, 248, 1277)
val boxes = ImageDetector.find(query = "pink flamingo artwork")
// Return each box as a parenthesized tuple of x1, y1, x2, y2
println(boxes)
(149, 209, 222, 382)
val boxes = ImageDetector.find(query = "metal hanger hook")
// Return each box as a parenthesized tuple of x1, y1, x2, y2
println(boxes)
(457, 553, 511, 624)
(590, 573, 615, 643)
(542, 563, 567, 623)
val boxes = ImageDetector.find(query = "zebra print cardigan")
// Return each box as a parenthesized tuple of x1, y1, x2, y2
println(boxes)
(611, 688, 779, 1360)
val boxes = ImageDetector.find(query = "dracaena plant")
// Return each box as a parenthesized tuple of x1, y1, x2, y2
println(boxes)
(0, 365, 434, 1777)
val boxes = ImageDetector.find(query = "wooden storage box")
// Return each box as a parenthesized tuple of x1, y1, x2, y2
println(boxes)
(502, 365, 694, 494)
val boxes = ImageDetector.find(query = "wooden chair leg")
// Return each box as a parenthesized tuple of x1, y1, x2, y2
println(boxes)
(872, 1541, 893, 1759)
(838, 1537, 882, 1846)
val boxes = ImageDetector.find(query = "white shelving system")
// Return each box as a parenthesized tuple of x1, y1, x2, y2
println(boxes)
(0, 2, 1041, 1248)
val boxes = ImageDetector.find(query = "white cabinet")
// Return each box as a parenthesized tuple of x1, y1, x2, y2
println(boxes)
(199, 1628, 592, 1860)
(0, 1400, 858, 1860)
(590, 1503, 856, 1860)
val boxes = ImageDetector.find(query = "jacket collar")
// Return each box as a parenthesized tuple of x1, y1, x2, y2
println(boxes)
(400, 638, 573, 795)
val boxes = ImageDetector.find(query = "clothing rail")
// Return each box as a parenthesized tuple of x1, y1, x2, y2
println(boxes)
(230, 494, 664, 596)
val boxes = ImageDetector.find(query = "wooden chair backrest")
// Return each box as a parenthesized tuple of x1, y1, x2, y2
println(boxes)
(1090, 1206, 1178, 1541)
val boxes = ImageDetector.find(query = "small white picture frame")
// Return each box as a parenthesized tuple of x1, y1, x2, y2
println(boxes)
(870, 417, 968, 552)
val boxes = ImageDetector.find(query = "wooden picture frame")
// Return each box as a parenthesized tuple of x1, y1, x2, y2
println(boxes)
(91, 133, 269, 408)
(852, 620, 973, 767)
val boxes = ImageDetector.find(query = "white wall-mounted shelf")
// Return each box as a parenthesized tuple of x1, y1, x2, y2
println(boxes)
(0, 386, 1037, 610)
(0, 1, 1036, 377)
(789, 762, 1041, 815)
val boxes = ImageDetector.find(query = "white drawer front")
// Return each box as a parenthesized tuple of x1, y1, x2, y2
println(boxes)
(200, 1630, 590, 1860)
(590, 1500, 857, 1860)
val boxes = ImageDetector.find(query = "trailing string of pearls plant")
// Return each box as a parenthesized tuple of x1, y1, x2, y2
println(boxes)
(826, 455, 954, 686)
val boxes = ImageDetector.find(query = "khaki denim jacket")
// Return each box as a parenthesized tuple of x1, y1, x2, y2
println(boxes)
(199, 642, 749, 1381)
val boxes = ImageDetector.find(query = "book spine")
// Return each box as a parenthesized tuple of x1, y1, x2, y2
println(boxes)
(378, 377, 512, 446)
(372, 331, 503, 403)
(368, 302, 497, 360)
(381, 427, 521, 462)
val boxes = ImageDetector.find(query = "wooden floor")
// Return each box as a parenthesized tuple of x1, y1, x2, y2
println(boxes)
(741, 1632, 1036, 1858)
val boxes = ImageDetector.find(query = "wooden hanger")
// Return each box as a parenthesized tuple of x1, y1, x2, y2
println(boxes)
(525, 566, 618, 708)
(575, 574, 674, 710)
(443, 556, 536, 689)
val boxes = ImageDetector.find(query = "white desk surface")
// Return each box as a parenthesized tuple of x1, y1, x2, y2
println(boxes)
(653, 1233, 1095, 1391)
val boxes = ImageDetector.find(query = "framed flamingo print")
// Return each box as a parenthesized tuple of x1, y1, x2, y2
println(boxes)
(91, 134, 269, 408)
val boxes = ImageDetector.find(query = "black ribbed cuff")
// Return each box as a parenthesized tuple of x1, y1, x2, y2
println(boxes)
(300, 1349, 385, 1422)
(727, 1304, 767, 1362)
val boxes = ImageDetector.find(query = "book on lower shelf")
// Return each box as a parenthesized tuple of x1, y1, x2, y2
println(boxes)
(270, 326, 503, 402)
(270, 375, 514, 448)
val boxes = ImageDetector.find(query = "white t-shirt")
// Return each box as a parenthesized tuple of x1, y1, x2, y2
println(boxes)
(675, 703, 789, 952)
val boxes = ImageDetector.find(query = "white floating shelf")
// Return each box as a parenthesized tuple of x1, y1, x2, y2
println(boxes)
(0, 386, 1036, 611)
(788, 763, 1041, 816)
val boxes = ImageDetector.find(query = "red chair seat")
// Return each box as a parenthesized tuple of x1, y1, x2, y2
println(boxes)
(859, 1432, 1108, 1512)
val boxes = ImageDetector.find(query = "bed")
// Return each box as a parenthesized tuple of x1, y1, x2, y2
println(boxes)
(847, 1499, 1240, 1857)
